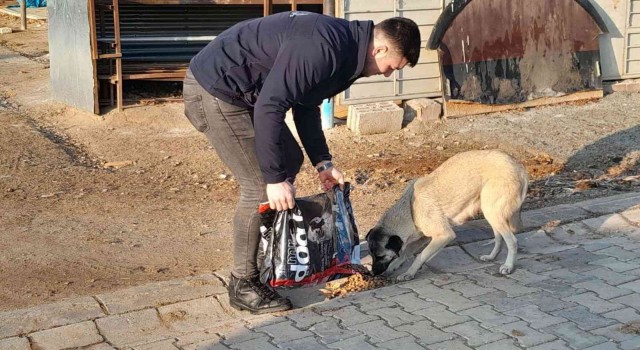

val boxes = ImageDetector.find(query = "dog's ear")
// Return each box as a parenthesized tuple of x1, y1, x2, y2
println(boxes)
(385, 235, 403, 254)
(365, 228, 373, 240)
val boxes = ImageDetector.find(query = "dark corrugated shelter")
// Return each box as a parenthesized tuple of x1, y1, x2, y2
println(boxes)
(49, 0, 324, 114)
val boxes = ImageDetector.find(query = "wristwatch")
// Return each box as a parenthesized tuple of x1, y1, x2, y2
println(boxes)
(316, 161, 333, 173)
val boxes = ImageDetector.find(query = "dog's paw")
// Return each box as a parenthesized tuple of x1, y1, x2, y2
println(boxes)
(396, 272, 415, 282)
(479, 255, 495, 262)
(499, 264, 514, 275)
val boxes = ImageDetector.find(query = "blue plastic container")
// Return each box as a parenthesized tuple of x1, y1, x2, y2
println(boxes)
(15, 0, 47, 8)
(320, 97, 334, 130)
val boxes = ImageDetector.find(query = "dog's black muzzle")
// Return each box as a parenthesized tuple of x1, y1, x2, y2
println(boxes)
(371, 259, 392, 276)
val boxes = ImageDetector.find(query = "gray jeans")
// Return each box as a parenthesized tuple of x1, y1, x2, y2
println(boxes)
(183, 69, 303, 278)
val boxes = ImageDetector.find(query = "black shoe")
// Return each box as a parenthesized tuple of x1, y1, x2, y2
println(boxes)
(227, 275, 292, 314)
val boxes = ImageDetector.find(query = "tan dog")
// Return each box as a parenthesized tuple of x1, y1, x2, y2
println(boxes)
(366, 149, 528, 281)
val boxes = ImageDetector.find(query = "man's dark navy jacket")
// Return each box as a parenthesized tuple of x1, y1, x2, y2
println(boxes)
(189, 11, 373, 184)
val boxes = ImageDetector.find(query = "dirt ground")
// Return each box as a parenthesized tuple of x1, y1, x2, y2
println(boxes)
(1, 14, 639, 311)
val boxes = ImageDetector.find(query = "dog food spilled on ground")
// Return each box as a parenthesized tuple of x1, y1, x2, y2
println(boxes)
(620, 321, 640, 335)
(320, 266, 388, 299)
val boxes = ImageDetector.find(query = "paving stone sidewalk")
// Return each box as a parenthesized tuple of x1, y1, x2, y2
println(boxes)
(1, 193, 640, 350)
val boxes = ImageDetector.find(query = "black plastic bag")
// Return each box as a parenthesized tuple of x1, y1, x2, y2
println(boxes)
(258, 183, 360, 287)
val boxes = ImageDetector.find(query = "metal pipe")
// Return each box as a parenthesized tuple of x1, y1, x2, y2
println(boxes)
(20, 0, 27, 30)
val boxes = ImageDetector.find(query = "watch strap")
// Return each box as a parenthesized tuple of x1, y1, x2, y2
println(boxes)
(316, 161, 333, 173)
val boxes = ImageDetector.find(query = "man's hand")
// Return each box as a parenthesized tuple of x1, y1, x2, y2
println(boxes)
(317, 161, 344, 191)
(266, 181, 295, 211)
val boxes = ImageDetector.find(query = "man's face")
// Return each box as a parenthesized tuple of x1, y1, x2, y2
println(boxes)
(362, 46, 409, 78)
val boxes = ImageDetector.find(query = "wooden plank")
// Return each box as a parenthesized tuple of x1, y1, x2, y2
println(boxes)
(334, 103, 348, 119)
(113, 0, 123, 111)
(263, 0, 272, 16)
(98, 66, 188, 76)
(100, 72, 187, 82)
(333, 93, 348, 119)
(98, 53, 122, 59)
(99, 97, 183, 106)
(124, 69, 185, 74)
(123, 72, 187, 80)
(444, 90, 604, 118)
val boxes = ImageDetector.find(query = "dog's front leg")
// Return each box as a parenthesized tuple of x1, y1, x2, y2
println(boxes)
(396, 229, 455, 282)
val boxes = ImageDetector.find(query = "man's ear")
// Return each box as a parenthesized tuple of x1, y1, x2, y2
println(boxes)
(372, 44, 388, 58)
(385, 235, 403, 255)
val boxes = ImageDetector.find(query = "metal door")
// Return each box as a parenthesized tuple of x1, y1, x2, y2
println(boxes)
(626, 0, 640, 77)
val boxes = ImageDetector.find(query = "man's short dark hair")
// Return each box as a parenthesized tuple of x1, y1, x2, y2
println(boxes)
(374, 17, 421, 67)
